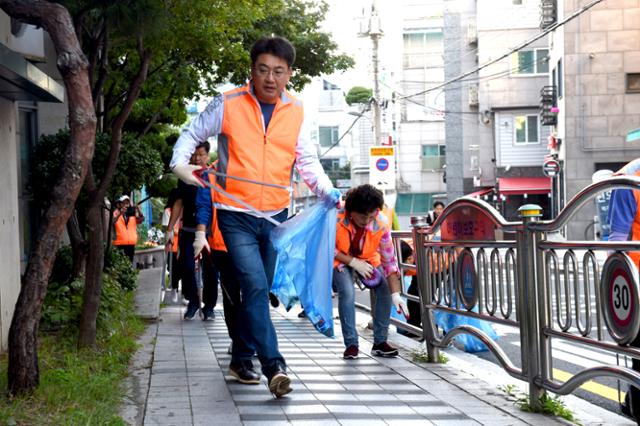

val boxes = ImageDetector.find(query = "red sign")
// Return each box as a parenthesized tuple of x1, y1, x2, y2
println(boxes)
(441, 206, 496, 241)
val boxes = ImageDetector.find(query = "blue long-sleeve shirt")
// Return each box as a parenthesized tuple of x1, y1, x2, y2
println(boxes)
(195, 169, 213, 231)
(608, 188, 637, 240)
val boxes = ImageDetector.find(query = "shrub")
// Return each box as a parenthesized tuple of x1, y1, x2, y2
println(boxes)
(105, 248, 138, 292)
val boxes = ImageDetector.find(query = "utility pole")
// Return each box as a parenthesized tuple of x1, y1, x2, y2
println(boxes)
(363, 0, 383, 146)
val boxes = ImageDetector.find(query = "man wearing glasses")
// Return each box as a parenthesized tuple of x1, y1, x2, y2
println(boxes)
(170, 36, 340, 398)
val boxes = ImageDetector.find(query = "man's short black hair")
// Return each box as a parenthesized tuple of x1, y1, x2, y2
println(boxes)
(344, 184, 384, 215)
(250, 36, 296, 67)
(433, 201, 445, 209)
(196, 141, 210, 153)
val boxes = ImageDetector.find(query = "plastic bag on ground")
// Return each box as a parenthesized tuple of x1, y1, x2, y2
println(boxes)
(271, 198, 337, 337)
(434, 292, 499, 353)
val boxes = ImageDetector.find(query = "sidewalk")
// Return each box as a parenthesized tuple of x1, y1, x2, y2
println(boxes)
(123, 268, 631, 425)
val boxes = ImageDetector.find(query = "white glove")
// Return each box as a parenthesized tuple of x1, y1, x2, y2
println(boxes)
(391, 292, 410, 319)
(164, 230, 174, 253)
(348, 257, 374, 279)
(173, 164, 205, 187)
(193, 230, 210, 258)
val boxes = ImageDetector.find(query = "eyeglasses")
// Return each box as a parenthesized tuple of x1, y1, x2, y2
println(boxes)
(255, 65, 288, 79)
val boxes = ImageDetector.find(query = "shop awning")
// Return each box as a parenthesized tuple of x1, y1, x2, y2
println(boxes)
(497, 177, 551, 195)
(465, 187, 494, 198)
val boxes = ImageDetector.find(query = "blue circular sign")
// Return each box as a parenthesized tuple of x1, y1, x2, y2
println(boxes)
(376, 158, 389, 171)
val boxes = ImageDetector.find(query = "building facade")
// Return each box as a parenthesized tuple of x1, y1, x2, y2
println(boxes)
(547, 0, 640, 238)
(445, 0, 553, 221)
(0, 11, 66, 350)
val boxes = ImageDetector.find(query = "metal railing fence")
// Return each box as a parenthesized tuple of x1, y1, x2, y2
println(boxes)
(384, 175, 640, 409)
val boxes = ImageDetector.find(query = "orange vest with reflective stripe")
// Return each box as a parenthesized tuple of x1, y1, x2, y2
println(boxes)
(207, 172, 227, 252)
(618, 167, 640, 266)
(215, 84, 303, 211)
(334, 210, 387, 268)
(114, 213, 138, 246)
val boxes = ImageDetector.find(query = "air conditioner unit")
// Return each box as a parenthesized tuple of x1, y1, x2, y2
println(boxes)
(468, 85, 479, 107)
(466, 22, 478, 45)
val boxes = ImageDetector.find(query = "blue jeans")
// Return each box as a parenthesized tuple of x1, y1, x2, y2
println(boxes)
(333, 265, 391, 348)
(217, 209, 288, 378)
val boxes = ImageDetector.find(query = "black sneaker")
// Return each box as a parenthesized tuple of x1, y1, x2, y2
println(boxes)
(229, 363, 261, 385)
(184, 304, 198, 320)
(268, 369, 292, 398)
(371, 342, 399, 357)
(269, 292, 280, 308)
(202, 309, 215, 321)
(297, 310, 306, 318)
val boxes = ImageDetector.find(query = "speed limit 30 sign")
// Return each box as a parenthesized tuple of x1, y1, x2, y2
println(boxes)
(600, 253, 640, 345)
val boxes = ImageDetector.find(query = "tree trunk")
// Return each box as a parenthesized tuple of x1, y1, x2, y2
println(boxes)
(0, 0, 96, 395)
(77, 40, 151, 348)
(77, 204, 103, 348)
(67, 211, 86, 279)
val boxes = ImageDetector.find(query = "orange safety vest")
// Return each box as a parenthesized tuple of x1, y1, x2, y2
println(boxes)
(334, 210, 388, 268)
(617, 166, 640, 266)
(207, 172, 227, 252)
(113, 213, 138, 246)
(214, 84, 303, 211)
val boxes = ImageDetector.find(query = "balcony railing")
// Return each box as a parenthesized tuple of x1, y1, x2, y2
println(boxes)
(540, 85, 557, 126)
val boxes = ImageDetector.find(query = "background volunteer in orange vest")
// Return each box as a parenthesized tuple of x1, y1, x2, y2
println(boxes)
(607, 158, 640, 421)
(113, 195, 143, 263)
(195, 167, 259, 385)
(170, 36, 341, 398)
(334, 184, 408, 360)
(167, 142, 217, 321)
(163, 188, 182, 304)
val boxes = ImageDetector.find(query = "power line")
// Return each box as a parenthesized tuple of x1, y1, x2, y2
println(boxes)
(399, 0, 605, 100)
(319, 108, 367, 158)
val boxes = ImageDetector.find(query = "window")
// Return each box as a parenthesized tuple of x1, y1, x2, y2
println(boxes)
(557, 59, 563, 98)
(323, 79, 340, 91)
(514, 115, 539, 144)
(396, 193, 434, 215)
(627, 73, 640, 94)
(421, 145, 446, 170)
(403, 31, 444, 68)
(319, 126, 339, 147)
(511, 49, 549, 75)
(320, 158, 340, 171)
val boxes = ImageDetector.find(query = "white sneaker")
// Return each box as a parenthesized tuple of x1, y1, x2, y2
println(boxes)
(171, 289, 178, 304)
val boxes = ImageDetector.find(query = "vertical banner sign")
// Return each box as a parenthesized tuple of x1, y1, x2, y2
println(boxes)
(369, 146, 395, 190)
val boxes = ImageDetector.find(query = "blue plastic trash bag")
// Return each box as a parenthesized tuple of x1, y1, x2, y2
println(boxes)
(434, 292, 499, 353)
(271, 198, 337, 337)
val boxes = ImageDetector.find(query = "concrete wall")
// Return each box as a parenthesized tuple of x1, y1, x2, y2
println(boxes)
(444, 0, 478, 201)
(0, 98, 21, 351)
(556, 0, 640, 238)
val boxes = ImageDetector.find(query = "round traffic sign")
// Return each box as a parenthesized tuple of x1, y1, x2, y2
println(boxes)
(542, 159, 560, 177)
(376, 158, 389, 171)
(600, 252, 640, 344)
(456, 248, 478, 310)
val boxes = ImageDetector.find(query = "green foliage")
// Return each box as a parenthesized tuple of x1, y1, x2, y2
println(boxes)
(498, 385, 578, 424)
(0, 294, 144, 424)
(346, 86, 373, 106)
(105, 248, 138, 292)
(41, 278, 84, 331)
(32, 129, 164, 207)
(409, 348, 449, 364)
(41, 246, 138, 330)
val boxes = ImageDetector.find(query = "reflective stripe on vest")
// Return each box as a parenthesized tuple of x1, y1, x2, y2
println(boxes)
(334, 210, 386, 268)
(114, 214, 138, 246)
(215, 84, 302, 211)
